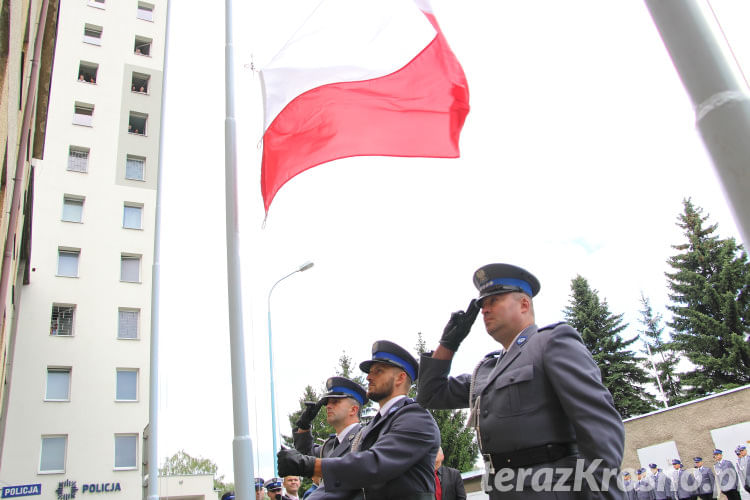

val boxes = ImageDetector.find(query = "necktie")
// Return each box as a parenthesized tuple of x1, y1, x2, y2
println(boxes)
(333, 437, 340, 449)
(370, 412, 382, 426)
(434, 469, 442, 500)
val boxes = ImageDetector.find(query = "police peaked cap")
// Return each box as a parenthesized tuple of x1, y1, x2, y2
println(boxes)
(648, 463, 657, 469)
(254, 478, 265, 490)
(322, 376, 367, 406)
(473, 263, 541, 303)
(264, 478, 283, 491)
(636, 468, 646, 474)
(360, 340, 419, 381)
(671, 459, 681, 465)
(693, 457, 703, 462)
(713, 449, 723, 455)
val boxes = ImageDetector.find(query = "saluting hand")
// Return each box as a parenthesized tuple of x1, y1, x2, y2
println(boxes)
(277, 448, 316, 478)
(294, 400, 324, 431)
(439, 299, 479, 352)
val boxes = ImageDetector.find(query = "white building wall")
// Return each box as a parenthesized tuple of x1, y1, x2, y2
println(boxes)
(0, 0, 165, 497)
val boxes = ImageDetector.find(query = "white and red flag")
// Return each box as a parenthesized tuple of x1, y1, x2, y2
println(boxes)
(259, 0, 470, 213)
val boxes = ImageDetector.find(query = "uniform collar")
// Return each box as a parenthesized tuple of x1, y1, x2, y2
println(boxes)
(337, 422, 359, 442)
(378, 394, 406, 417)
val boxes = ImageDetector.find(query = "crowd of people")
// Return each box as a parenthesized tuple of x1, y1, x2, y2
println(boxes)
(625, 447, 750, 500)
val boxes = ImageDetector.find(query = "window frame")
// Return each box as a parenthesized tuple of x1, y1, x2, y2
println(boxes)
(73, 102, 95, 127)
(62, 195, 84, 223)
(57, 248, 80, 278)
(125, 155, 145, 181)
(39, 435, 67, 474)
(115, 368, 138, 402)
(83, 24, 103, 45)
(68, 146, 90, 173)
(136, 2, 154, 21)
(122, 203, 143, 230)
(114, 434, 138, 470)
(117, 308, 140, 340)
(51, 304, 76, 337)
(45, 367, 72, 402)
(120, 254, 141, 283)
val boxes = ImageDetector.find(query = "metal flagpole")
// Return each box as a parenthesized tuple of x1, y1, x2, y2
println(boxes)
(146, 0, 172, 497)
(225, 0, 254, 498)
(644, 0, 750, 248)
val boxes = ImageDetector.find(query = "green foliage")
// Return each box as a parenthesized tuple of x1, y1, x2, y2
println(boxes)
(564, 276, 658, 417)
(665, 199, 750, 397)
(637, 293, 684, 405)
(159, 449, 232, 494)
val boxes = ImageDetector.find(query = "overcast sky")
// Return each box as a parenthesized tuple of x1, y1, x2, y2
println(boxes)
(156, 0, 749, 482)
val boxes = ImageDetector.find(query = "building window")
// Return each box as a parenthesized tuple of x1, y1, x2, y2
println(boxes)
(73, 102, 94, 127)
(57, 249, 80, 277)
(39, 436, 67, 473)
(123, 204, 143, 229)
(68, 146, 89, 173)
(83, 24, 103, 45)
(78, 61, 98, 84)
(62, 196, 84, 223)
(137, 2, 154, 21)
(51, 305, 75, 336)
(118, 309, 139, 339)
(131, 72, 150, 94)
(46, 368, 71, 401)
(134, 36, 152, 56)
(114, 434, 137, 469)
(125, 155, 145, 180)
(116, 369, 138, 401)
(88, 0, 105, 8)
(128, 112, 147, 135)
(120, 254, 141, 283)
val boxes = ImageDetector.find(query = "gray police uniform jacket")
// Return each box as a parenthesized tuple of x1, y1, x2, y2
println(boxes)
(651, 471, 672, 500)
(293, 424, 362, 459)
(736, 456, 750, 490)
(623, 479, 637, 500)
(714, 460, 739, 492)
(671, 469, 696, 499)
(695, 466, 715, 497)
(312, 397, 439, 500)
(635, 477, 656, 500)
(417, 323, 625, 500)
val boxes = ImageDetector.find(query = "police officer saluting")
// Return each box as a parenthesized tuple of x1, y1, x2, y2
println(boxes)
(417, 263, 625, 500)
(293, 376, 367, 459)
(278, 340, 439, 500)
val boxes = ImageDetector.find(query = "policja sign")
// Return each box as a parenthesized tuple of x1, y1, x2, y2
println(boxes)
(1, 483, 41, 498)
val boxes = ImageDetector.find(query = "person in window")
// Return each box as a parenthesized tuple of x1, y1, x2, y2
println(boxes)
(79, 74, 85, 81)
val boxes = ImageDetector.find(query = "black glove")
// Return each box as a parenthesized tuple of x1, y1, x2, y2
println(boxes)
(294, 400, 324, 431)
(439, 299, 480, 352)
(277, 448, 316, 478)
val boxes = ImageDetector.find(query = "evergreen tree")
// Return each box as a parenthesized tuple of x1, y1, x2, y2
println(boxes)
(637, 293, 683, 405)
(666, 199, 750, 397)
(414, 333, 479, 472)
(564, 275, 657, 417)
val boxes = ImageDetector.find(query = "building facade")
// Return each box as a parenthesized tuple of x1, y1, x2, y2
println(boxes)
(0, 0, 58, 433)
(0, 0, 165, 498)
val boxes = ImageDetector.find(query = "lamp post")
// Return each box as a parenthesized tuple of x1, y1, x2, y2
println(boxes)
(267, 261, 314, 475)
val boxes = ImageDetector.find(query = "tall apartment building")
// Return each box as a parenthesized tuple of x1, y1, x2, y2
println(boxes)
(0, 0, 59, 427)
(0, 0, 165, 497)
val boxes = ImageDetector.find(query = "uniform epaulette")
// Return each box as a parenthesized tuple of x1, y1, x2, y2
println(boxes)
(484, 350, 502, 358)
(538, 321, 566, 332)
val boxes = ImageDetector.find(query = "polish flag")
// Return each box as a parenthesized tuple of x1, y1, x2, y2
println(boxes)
(259, 0, 470, 213)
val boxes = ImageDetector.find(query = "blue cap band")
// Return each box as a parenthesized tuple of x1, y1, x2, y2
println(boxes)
(329, 386, 365, 405)
(373, 351, 416, 381)
(484, 278, 532, 296)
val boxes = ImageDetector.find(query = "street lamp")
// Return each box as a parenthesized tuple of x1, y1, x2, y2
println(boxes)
(267, 261, 314, 475)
